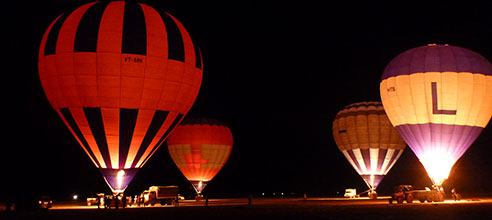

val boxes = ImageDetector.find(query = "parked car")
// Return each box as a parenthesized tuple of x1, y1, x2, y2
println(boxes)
(37, 196, 53, 209)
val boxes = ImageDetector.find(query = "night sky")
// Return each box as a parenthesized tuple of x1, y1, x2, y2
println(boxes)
(3, 1, 492, 201)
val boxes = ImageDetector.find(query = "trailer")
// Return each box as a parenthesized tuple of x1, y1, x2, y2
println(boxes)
(411, 188, 445, 203)
(389, 185, 445, 204)
(146, 186, 179, 206)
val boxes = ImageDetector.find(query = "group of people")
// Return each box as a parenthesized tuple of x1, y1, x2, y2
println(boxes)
(95, 193, 152, 209)
(96, 193, 128, 209)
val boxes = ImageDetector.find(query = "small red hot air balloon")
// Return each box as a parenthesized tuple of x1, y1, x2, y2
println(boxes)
(167, 119, 233, 194)
(38, 1, 202, 193)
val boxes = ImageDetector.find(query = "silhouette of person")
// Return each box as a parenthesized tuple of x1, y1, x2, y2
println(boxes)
(122, 194, 127, 208)
(114, 194, 120, 210)
(104, 196, 111, 209)
(451, 188, 459, 201)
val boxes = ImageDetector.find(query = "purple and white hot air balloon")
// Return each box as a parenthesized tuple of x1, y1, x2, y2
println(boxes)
(380, 44, 492, 187)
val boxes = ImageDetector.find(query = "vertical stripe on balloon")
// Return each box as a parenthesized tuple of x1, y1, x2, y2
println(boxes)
(159, 11, 185, 61)
(131, 110, 169, 168)
(122, 1, 147, 55)
(45, 9, 75, 55)
(376, 148, 387, 172)
(140, 113, 184, 166)
(84, 107, 112, 169)
(342, 150, 360, 173)
(193, 44, 202, 69)
(74, 1, 110, 52)
(59, 108, 101, 168)
(353, 149, 367, 173)
(369, 148, 379, 174)
(379, 148, 395, 173)
(361, 149, 371, 173)
(119, 108, 139, 169)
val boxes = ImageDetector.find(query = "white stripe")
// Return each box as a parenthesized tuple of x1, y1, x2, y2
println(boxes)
(380, 148, 395, 173)
(384, 150, 403, 174)
(353, 148, 368, 173)
(342, 150, 361, 174)
(370, 148, 379, 174)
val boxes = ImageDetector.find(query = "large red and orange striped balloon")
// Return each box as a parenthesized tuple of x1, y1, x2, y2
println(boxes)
(380, 44, 492, 186)
(333, 102, 406, 191)
(167, 119, 233, 194)
(38, 1, 202, 192)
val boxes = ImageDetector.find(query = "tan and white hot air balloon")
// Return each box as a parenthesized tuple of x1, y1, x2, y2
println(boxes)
(333, 102, 406, 197)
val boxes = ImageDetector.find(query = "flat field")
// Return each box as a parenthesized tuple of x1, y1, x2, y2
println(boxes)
(2, 197, 492, 220)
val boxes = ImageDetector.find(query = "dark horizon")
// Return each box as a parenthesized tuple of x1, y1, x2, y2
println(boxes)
(3, 1, 492, 201)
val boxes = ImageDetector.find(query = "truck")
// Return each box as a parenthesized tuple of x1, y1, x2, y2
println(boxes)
(344, 188, 358, 198)
(389, 185, 445, 204)
(144, 186, 179, 206)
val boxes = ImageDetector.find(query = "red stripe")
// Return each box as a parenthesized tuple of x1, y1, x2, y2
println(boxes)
(56, 2, 96, 53)
(140, 3, 168, 58)
(97, 1, 125, 53)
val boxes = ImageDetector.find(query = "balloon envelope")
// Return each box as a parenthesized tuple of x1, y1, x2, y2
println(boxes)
(38, 1, 202, 192)
(333, 102, 406, 190)
(380, 44, 492, 185)
(167, 119, 233, 194)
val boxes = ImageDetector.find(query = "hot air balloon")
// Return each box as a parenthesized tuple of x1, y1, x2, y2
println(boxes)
(38, 1, 202, 193)
(167, 119, 233, 194)
(333, 102, 406, 197)
(380, 44, 492, 188)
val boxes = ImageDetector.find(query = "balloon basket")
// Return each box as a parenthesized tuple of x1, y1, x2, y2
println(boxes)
(368, 192, 378, 199)
(195, 195, 204, 202)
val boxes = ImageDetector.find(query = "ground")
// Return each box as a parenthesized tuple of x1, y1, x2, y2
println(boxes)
(2, 197, 492, 220)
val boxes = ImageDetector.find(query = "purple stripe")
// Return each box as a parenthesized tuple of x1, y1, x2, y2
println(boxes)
(100, 168, 139, 192)
(387, 149, 401, 171)
(397, 123, 427, 156)
(190, 180, 208, 193)
(360, 148, 372, 172)
(346, 150, 363, 173)
(455, 126, 480, 159)
(381, 45, 492, 81)
(360, 174, 385, 189)
(377, 148, 388, 172)
(396, 123, 483, 160)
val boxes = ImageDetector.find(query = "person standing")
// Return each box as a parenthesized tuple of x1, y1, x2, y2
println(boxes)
(104, 196, 111, 209)
(114, 195, 120, 210)
(451, 188, 459, 201)
(122, 194, 127, 208)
